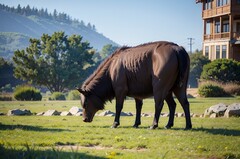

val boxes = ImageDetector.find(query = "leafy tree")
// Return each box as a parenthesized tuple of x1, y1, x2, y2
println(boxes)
(13, 32, 94, 92)
(189, 51, 210, 87)
(0, 57, 22, 88)
(93, 44, 118, 62)
(201, 59, 240, 83)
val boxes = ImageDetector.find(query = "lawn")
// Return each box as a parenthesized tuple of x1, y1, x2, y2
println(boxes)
(0, 97, 240, 159)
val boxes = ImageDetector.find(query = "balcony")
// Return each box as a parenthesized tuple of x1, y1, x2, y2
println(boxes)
(204, 32, 230, 41)
(203, 5, 230, 19)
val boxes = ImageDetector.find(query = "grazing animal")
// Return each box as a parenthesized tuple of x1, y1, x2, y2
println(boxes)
(78, 41, 192, 129)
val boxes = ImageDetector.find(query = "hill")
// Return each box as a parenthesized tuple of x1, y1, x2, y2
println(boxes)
(0, 5, 118, 59)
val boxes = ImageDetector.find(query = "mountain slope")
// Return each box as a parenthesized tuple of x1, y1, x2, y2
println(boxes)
(0, 9, 118, 59)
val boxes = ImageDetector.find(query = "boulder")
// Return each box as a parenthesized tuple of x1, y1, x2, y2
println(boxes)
(75, 112, 83, 116)
(69, 106, 82, 115)
(161, 112, 169, 117)
(141, 113, 152, 117)
(204, 103, 227, 117)
(60, 111, 72, 116)
(224, 103, 240, 118)
(36, 112, 45, 116)
(120, 112, 133, 116)
(210, 113, 217, 118)
(7, 109, 31, 116)
(43, 110, 60, 116)
(98, 110, 115, 116)
(176, 113, 184, 117)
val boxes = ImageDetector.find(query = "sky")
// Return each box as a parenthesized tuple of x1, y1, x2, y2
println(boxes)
(0, 0, 203, 52)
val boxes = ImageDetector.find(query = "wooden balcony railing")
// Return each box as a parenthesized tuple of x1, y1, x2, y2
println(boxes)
(203, 5, 230, 19)
(204, 32, 230, 40)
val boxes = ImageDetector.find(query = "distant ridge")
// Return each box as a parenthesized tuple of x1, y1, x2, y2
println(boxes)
(0, 4, 118, 59)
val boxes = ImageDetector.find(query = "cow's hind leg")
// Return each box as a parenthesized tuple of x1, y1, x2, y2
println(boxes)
(133, 99, 143, 128)
(174, 88, 192, 130)
(165, 93, 176, 129)
(150, 96, 164, 129)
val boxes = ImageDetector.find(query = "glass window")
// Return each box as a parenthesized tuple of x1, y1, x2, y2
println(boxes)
(237, 0, 240, 4)
(216, 45, 220, 59)
(206, 20, 211, 34)
(215, 21, 221, 33)
(205, 46, 209, 58)
(222, 45, 227, 58)
(217, 0, 222, 7)
(205, 0, 212, 10)
(223, 21, 229, 32)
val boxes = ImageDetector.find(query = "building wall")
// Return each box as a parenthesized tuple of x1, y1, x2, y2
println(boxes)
(203, 40, 229, 60)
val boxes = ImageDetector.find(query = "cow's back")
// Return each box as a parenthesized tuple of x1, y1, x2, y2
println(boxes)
(109, 41, 179, 99)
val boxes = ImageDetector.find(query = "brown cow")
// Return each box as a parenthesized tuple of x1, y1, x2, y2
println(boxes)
(78, 41, 192, 129)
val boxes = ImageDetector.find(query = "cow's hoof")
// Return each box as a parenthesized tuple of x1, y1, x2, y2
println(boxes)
(164, 125, 172, 129)
(149, 125, 158, 130)
(111, 122, 119, 128)
(133, 124, 139, 128)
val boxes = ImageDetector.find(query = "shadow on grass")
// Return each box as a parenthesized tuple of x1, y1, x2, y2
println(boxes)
(192, 127, 240, 136)
(0, 144, 106, 159)
(0, 123, 73, 132)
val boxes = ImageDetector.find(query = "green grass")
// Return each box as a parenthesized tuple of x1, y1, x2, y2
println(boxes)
(0, 97, 240, 159)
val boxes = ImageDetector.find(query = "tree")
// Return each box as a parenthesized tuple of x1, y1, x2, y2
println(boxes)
(189, 51, 210, 87)
(99, 44, 118, 60)
(201, 59, 240, 83)
(13, 32, 94, 92)
(0, 57, 22, 89)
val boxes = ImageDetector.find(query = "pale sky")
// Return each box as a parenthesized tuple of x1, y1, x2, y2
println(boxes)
(0, 0, 203, 51)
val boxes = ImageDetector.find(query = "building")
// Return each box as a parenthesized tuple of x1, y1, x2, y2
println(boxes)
(196, 0, 240, 61)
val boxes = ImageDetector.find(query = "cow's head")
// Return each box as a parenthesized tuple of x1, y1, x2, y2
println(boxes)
(78, 88, 104, 122)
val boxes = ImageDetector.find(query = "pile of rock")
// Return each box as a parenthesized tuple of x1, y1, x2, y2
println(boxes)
(37, 106, 83, 116)
(97, 110, 133, 117)
(204, 103, 240, 118)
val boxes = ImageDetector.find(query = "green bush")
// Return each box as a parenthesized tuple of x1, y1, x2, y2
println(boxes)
(198, 84, 230, 97)
(13, 85, 42, 101)
(50, 92, 66, 100)
(67, 90, 80, 100)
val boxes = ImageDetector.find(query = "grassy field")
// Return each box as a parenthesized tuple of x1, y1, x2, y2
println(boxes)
(0, 97, 240, 159)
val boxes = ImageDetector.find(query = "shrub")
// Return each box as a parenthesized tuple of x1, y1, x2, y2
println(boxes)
(13, 85, 42, 101)
(50, 92, 66, 100)
(67, 90, 80, 100)
(198, 84, 230, 97)
(201, 59, 240, 83)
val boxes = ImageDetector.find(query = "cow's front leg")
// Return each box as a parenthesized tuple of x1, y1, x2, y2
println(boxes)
(112, 97, 125, 128)
(133, 99, 143, 128)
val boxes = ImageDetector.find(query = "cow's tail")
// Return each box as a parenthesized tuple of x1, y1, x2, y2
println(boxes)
(175, 46, 190, 88)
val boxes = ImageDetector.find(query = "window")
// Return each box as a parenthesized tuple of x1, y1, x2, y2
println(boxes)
(205, 0, 212, 10)
(215, 21, 221, 33)
(206, 20, 211, 34)
(205, 46, 209, 58)
(222, 45, 227, 58)
(217, 0, 223, 7)
(217, 0, 229, 7)
(237, 0, 240, 4)
(223, 21, 229, 32)
(216, 45, 220, 59)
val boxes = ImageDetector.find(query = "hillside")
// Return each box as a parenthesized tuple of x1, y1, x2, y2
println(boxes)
(0, 8, 118, 59)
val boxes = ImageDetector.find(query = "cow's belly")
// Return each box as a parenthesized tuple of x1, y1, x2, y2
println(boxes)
(126, 81, 153, 99)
